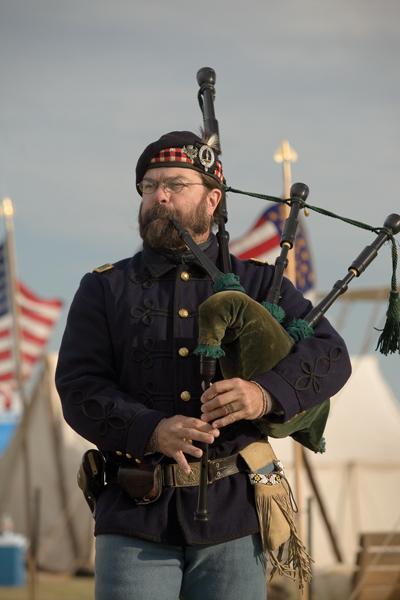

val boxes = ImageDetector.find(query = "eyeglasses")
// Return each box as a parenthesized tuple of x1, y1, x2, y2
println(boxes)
(138, 178, 205, 195)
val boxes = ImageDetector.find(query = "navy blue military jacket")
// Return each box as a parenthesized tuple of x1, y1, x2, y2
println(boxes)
(55, 235, 351, 545)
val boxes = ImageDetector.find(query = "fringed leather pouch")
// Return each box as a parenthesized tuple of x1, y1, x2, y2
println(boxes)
(239, 440, 312, 588)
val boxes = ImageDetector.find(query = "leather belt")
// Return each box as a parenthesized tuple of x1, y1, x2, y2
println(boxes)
(162, 453, 244, 488)
(106, 453, 245, 492)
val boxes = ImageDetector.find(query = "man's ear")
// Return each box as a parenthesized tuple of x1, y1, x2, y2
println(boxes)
(207, 188, 222, 216)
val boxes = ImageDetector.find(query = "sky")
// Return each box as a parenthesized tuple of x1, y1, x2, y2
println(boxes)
(0, 0, 399, 393)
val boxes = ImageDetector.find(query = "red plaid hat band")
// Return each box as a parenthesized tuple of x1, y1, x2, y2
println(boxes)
(149, 147, 224, 184)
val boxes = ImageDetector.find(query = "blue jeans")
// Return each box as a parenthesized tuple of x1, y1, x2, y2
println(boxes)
(95, 533, 267, 600)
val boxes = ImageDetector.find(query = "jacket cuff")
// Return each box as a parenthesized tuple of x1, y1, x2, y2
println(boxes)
(251, 370, 301, 421)
(126, 409, 167, 459)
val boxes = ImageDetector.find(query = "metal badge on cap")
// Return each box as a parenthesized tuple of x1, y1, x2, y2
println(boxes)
(182, 145, 199, 161)
(198, 145, 215, 172)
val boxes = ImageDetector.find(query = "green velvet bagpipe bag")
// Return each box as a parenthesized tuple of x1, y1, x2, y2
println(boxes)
(195, 290, 329, 453)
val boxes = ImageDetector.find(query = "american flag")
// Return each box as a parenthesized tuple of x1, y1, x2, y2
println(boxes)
(0, 242, 63, 393)
(230, 203, 315, 294)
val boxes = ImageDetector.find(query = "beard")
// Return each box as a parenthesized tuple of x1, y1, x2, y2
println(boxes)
(138, 197, 212, 251)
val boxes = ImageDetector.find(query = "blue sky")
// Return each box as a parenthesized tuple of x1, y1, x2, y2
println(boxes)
(0, 0, 399, 392)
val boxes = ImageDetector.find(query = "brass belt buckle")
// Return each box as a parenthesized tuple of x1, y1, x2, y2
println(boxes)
(174, 462, 201, 486)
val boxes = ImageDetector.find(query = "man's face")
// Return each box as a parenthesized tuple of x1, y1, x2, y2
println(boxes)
(138, 166, 221, 251)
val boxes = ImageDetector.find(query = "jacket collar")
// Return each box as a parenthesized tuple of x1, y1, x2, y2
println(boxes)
(141, 234, 219, 279)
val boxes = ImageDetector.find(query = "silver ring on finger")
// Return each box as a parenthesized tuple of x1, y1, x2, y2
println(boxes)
(225, 403, 235, 415)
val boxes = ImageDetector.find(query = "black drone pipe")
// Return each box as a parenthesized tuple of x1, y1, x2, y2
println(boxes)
(305, 213, 400, 328)
(265, 182, 309, 305)
(194, 67, 229, 521)
(197, 67, 231, 275)
(197, 67, 220, 148)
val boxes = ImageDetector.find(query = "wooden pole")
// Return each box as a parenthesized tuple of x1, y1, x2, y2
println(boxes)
(307, 497, 314, 600)
(2, 199, 27, 404)
(2, 199, 32, 526)
(302, 448, 343, 563)
(274, 140, 298, 284)
(274, 143, 309, 599)
(28, 488, 41, 600)
(273, 143, 304, 530)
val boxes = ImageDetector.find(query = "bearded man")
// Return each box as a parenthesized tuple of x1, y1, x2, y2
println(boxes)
(55, 131, 351, 600)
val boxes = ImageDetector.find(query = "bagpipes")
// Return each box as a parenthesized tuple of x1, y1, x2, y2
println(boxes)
(175, 67, 400, 525)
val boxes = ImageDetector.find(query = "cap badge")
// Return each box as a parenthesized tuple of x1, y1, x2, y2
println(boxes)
(198, 145, 215, 172)
(182, 145, 198, 161)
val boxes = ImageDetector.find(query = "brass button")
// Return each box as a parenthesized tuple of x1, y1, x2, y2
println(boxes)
(135, 458, 141, 464)
(178, 308, 189, 318)
(125, 453, 132, 459)
(180, 271, 190, 281)
(180, 390, 191, 402)
(178, 347, 189, 357)
(115, 450, 123, 456)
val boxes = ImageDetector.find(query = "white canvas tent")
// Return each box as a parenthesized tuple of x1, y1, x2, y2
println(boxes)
(0, 352, 399, 574)
(0, 353, 94, 573)
(272, 354, 400, 567)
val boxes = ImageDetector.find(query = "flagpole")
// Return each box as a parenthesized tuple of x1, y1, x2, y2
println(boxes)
(274, 144, 309, 600)
(2, 199, 27, 404)
(2, 197, 36, 600)
(274, 140, 298, 284)
(273, 144, 304, 505)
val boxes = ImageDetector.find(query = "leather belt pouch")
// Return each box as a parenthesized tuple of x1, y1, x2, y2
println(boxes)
(78, 449, 106, 513)
(117, 464, 163, 505)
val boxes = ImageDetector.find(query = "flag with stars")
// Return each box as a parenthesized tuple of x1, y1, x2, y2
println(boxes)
(0, 241, 63, 453)
(230, 203, 315, 294)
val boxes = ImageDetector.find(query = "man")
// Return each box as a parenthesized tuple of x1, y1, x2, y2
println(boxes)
(55, 131, 352, 600)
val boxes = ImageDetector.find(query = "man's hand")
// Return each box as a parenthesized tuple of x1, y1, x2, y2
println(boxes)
(200, 378, 268, 428)
(152, 415, 220, 474)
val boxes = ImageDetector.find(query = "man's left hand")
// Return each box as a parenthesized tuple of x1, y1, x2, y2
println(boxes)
(200, 378, 268, 428)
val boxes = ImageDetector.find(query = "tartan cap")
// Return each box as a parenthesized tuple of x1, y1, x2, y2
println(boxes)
(135, 131, 224, 194)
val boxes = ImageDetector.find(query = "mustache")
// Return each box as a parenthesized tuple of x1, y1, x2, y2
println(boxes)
(140, 203, 179, 228)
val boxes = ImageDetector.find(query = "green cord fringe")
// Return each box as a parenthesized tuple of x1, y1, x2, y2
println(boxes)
(193, 345, 226, 359)
(376, 291, 400, 354)
(375, 238, 400, 355)
(213, 273, 245, 293)
(261, 301, 286, 324)
(286, 319, 315, 342)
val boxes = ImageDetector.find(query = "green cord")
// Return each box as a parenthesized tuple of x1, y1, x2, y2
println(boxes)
(224, 185, 385, 236)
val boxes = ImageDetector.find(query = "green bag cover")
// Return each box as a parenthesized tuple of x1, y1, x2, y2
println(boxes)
(195, 290, 329, 453)
(257, 401, 329, 453)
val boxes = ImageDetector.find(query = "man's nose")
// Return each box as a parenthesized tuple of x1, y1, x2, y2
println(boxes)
(154, 184, 170, 203)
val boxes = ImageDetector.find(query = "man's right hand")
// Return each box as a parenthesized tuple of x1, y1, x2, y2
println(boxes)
(152, 416, 220, 475)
